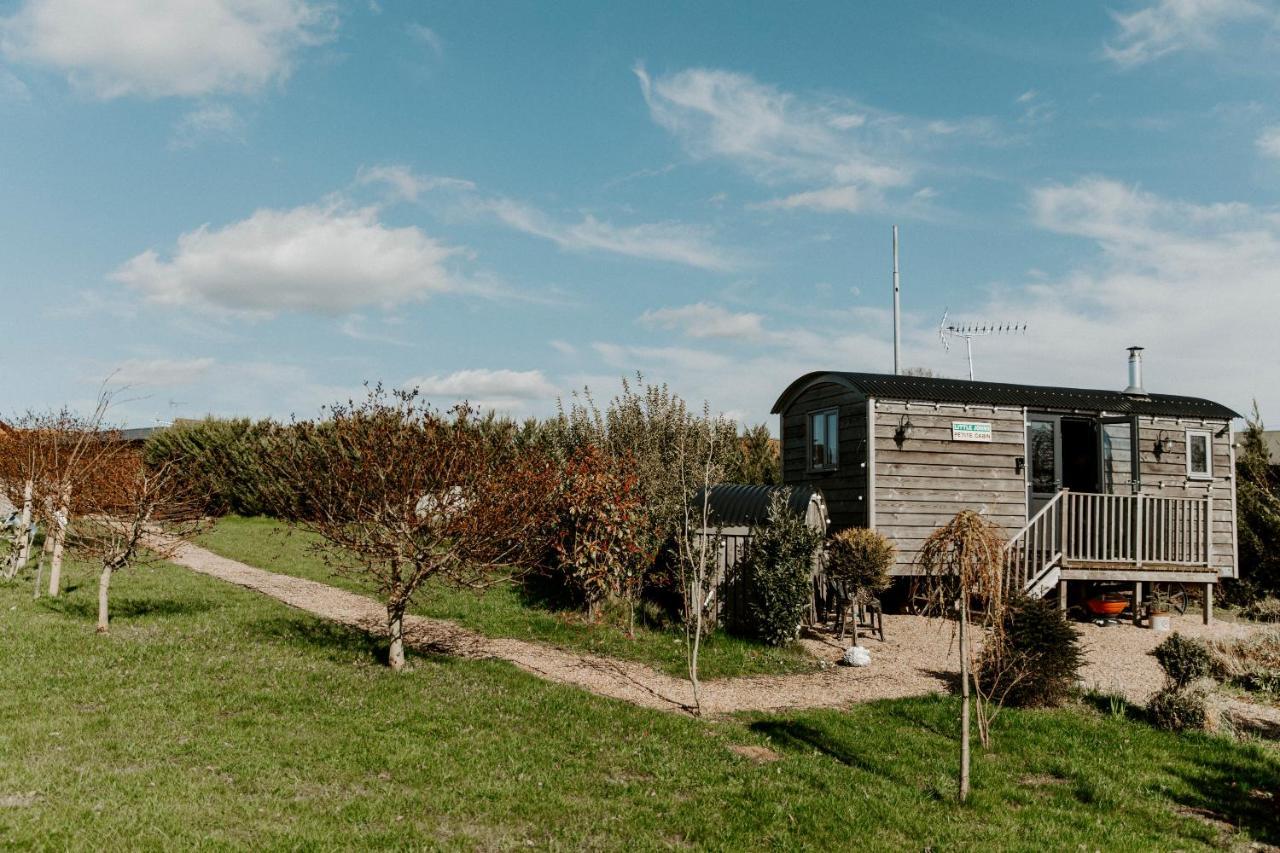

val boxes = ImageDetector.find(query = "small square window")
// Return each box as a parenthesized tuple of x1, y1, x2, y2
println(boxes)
(1186, 430, 1213, 480)
(809, 409, 839, 471)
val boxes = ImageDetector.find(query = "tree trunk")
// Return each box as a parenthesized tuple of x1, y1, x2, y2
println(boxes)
(13, 479, 33, 575)
(959, 601, 971, 803)
(47, 484, 71, 598)
(387, 603, 407, 671)
(96, 565, 113, 634)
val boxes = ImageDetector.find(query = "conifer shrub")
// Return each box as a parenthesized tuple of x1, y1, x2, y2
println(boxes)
(1147, 683, 1211, 732)
(1153, 633, 1215, 688)
(978, 595, 1083, 708)
(825, 527, 895, 607)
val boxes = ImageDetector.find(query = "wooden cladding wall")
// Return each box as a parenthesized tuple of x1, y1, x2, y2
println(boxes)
(873, 400, 1027, 575)
(779, 382, 868, 531)
(1135, 416, 1236, 576)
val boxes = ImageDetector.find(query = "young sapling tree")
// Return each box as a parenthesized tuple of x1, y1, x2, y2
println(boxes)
(264, 387, 557, 670)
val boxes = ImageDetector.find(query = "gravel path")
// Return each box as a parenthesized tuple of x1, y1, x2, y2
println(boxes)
(167, 539, 1264, 717)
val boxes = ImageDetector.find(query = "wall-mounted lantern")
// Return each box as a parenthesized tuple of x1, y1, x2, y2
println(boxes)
(893, 415, 913, 447)
(1153, 431, 1170, 461)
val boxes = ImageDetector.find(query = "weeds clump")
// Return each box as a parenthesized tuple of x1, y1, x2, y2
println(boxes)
(1208, 629, 1280, 695)
(1241, 596, 1280, 624)
(1147, 683, 1212, 732)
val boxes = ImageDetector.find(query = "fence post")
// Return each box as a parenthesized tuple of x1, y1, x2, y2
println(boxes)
(1205, 493, 1214, 568)
(1135, 493, 1144, 569)
(1061, 489, 1071, 563)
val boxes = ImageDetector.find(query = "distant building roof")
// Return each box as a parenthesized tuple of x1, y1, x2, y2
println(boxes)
(772, 371, 1239, 420)
(118, 426, 166, 442)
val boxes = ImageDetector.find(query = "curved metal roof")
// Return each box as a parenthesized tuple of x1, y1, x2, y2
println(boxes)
(692, 483, 827, 529)
(770, 371, 1239, 420)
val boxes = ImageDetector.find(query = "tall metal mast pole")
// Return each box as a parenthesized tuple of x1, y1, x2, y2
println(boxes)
(892, 225, 901, 375)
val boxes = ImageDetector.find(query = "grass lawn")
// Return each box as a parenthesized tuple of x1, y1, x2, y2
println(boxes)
(2, 559, 1279, 849)
(196, 515, 817, 680)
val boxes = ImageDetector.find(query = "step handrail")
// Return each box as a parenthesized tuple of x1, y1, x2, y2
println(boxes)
(1004, 489, 1066, 593)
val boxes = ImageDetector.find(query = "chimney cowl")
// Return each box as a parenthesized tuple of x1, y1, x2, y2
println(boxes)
(1124, 346, 1145, 395)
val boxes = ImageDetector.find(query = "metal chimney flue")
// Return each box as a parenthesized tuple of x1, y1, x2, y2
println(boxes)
(1124, 346, 1145, 395)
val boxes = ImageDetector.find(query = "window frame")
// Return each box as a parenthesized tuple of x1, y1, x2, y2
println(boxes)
(807, 408, 840, 472)
(1185, 428, 1213, 481)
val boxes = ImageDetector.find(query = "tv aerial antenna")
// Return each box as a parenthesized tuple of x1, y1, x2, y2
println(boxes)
(938, 310, 1027, 380)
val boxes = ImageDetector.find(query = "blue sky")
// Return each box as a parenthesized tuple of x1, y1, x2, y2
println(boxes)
(2, 0, 1279, 429)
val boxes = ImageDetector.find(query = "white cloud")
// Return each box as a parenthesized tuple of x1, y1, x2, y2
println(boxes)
(961, 176, 1280, 414)
(1257, 125, 1280, 159)
(111, 202, 462, 316)
(356, 164, 475, 202)
(0, 0, 335, 99)
(1104, 0, 1272, 67)
(405, 368, 559, 413)
(171, 103, 245, 148)
(483, 197, 740, 272)
(549, 339, 577, 356)
(639, 303, 766, 341)
(754, 185, 865, 213)
(107, 357, 215, 387)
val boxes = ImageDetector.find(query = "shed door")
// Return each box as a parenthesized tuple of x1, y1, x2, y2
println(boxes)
(1026, 415, 1061, 516)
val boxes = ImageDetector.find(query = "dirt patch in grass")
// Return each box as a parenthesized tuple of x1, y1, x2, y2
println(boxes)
(0, 792, 39, 808)
(727, 744, 781, 763)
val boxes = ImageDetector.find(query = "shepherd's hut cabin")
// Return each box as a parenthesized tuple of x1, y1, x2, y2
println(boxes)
(772, 349, 1239, 621)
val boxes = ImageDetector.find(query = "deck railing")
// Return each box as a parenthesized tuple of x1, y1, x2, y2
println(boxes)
(1005, 489, 1213, 593)
(1062, 491, 1212, 567)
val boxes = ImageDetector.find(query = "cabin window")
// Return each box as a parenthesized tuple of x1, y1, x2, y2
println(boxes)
(809, 409, 839, 471)
(1186, 429, 1213, 480)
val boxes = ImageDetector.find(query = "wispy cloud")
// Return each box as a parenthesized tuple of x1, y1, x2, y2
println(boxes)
(753, 185, 866, 213)
(0, 0, 336, 99)
(171, 103, 246, 148)
(1257, 125, 1280, 159)
(1103, 0, 1274, 67)
(406, 23, 444, 59)
(635, 63, 998, 216)
(482, 196, 741, 272)
(103, 357, 215, 388)
(356, 163, 475, 203)
(639, 303, 766, 341)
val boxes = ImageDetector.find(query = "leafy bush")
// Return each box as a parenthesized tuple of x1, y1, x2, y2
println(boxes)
(825, 528, 895, 606)
(978, 595, 1083, 708)
(550, 446, 652, 620)
(1147, 684, 1210, 732)
(1153, 633, 1215, 688)
(737, 493, 823, 646)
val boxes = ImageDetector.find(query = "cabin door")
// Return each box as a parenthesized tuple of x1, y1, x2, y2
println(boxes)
(1026, 415, 1061, 517)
